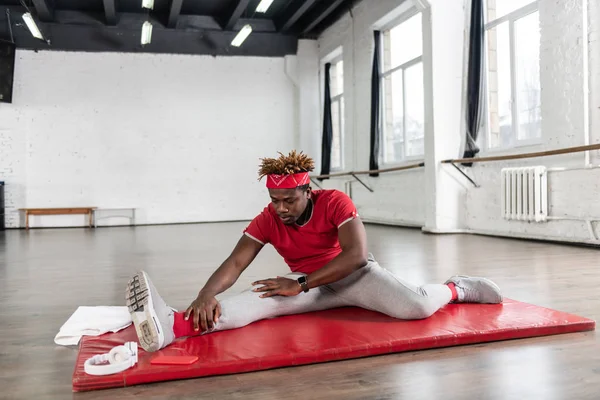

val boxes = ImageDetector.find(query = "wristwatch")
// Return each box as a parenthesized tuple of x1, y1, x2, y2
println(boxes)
(297, 276, 309, 293)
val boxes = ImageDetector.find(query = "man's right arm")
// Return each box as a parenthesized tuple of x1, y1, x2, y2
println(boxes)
(199, 234, 264, 297)
(185, 234, 263, 332)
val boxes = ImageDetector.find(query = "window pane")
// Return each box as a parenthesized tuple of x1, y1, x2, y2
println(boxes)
(330, 60, 343, 97)
(388, 13, 422, 70)
(486, 0, 534, 22)
(331, 98, 342, 169)
(515, 11, 541, 141)
(340, 96, 345, 157)
(336, 60, 343, 95)
(382, 70, 404, 163)
(404, 62, 424, 157)
(485, 21, 512, 148)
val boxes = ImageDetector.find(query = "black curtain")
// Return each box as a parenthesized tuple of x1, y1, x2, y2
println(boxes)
(369, 30, 381, 177)
(319, 62, 333, 179)
(462, 0, 484, 166)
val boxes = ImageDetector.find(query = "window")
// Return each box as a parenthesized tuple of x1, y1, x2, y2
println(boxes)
(380, 12, 425, 165)
(483, 0, 541, 149)
(328, 57, 344, 170)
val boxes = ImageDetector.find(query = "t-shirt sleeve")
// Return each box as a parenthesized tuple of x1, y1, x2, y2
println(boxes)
(328, 190, 359, 228)
(243, 207, 273, 245)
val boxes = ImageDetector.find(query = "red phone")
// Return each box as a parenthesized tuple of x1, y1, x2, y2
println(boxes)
(151, 355, 199, 365)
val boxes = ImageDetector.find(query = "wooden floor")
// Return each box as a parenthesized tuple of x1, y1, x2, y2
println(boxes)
(0, 222, 598, 399)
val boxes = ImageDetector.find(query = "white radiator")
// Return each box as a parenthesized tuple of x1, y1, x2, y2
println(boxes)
(501, 166, 548, 222)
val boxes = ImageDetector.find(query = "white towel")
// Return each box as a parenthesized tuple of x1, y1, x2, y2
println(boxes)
(54, 306, 132, 346)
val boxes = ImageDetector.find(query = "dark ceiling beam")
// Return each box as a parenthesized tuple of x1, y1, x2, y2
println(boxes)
(3, 8, 276, 33)
(167, 0, 183, 29)
(102, 0, 118, 26)
(302, 0, 345, 35)
(223, 0, 251, 31)
(278, 0, 318, 32)
(0, 6, 297, 57)
(31, 0, 54, 21)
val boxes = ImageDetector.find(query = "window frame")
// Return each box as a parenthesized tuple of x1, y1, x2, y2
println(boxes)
(320, 48, 345, 173)
(378, 8, 426, 167)
(328, 54, 345, 172)
(480, 0, 541, 153)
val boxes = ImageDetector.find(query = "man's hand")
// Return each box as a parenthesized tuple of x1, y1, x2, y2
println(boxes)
(252, 277, 302, 298)
(184, 293, 221, 333)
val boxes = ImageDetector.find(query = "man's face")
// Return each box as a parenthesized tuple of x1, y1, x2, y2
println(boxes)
(269, 187, 311, 225)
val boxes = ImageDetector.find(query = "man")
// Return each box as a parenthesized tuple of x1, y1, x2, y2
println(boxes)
(126, 151, 502, 352)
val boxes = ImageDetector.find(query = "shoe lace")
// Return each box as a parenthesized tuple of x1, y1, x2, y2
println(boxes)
(458, 286, 479, 303)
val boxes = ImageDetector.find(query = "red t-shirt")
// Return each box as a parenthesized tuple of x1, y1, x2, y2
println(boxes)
(243, 189, 359, 274)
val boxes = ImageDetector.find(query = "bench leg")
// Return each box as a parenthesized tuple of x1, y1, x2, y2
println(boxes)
(25, 212, 29, 230)
(89, 211, 93, 228)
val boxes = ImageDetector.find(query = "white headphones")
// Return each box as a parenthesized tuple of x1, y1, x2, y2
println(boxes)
(84, 342, 139, 376)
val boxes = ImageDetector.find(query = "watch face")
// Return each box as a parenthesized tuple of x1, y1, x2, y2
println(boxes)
(298, 276, 306, 284)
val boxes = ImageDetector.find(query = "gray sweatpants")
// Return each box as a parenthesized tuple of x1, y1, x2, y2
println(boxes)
(214, 255, 452, 332)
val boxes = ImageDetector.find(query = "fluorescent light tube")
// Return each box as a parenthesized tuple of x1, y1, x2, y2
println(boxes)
(142, 0, 154, 10)
(256, 0, 275, 13)
(231, 24, 252, 47)
(141, 21, 152, 45)
(22, 12, 43, 40)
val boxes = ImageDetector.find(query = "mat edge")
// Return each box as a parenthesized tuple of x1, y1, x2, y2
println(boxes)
(72, 320, 595, 392)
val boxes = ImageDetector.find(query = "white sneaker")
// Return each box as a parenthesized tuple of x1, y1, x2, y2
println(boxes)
(445, 275, 503, 304)
(126, 270, 175, 352)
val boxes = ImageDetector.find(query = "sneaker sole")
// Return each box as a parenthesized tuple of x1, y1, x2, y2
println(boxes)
(126, 271, 164, 352)
(445, 275, 503, 303)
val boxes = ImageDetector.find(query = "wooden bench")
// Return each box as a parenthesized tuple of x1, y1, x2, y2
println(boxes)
(19, 207, 97, 229)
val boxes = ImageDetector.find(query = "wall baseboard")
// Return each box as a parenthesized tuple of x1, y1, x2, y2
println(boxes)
(361, 217, 423, 228)
(421, 227, 470, 234)
(363, 220, 600, 247)
(465, 228, 600, 247)
(5, 219, 253, 230)
(7, 218, 599, 248)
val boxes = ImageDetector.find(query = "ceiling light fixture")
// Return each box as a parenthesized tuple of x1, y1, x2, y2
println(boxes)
(141, 21, 152, 45)
(256, 0, 275, 13)
(22, 12, 43, 40)
(141, 0, 154, 10)
(231, 24, 252, 47)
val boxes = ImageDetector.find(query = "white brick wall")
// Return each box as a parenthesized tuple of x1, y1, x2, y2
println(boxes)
(425, 0, 467, 232)
(0, 50, 296, 228)
(0, 105, 27, 227)
(589, 0, 600, 164)
(539, 0, 585, 149)
(314, 0, 600, 244)
(295, 40, 321, 173)
(316, 0, 427, 226)
(465, 0, 600, 243)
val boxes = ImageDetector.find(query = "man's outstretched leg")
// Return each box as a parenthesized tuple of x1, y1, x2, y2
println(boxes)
(126, 263, 503, 352)
(126, 270, 346, 352)
(328, 256, 503, 320)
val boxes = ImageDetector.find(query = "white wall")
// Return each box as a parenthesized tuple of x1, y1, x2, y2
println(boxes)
(423, 0, 467, 233)
(314, 0, 600, 245)
(465, 0, 600, 244)
(316, 0, 427, 226)
(0, 50, 296, 228)
(292, 40, 321, 171)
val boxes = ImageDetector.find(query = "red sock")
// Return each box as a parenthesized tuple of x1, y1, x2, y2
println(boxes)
(173, 312, 203, 338)
(447, 282, 458, 301)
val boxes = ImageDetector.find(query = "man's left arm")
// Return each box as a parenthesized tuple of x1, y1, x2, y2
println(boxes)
(252, 217, 369, 297)
(304, 218, 368, 289)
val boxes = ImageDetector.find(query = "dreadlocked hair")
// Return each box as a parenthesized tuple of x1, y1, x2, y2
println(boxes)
(258, 150, 315, 180)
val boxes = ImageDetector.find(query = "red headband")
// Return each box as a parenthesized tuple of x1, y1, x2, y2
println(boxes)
(266, 172, 310, 189)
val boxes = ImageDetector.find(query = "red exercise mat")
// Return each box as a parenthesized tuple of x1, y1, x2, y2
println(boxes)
(72, 299, 595, 392)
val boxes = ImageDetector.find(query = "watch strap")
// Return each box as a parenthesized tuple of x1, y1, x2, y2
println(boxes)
(297, 276, 309, 293)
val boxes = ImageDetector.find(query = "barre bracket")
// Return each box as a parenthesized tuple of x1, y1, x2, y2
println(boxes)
(450, 163, 479, 188)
